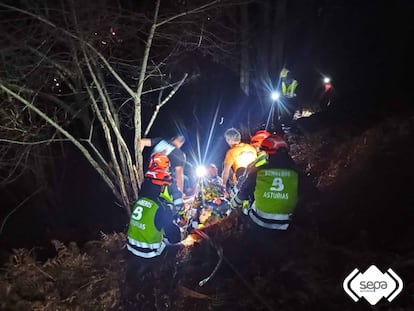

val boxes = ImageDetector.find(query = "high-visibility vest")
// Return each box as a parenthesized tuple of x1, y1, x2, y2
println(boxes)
(281, 80, 298, 98)
(127, 198, 165, 258)
(159, 185, 183, 210)
(254, 151, 267, 168)
(159, 186, 173, 203)
(250, 168, 298, 230)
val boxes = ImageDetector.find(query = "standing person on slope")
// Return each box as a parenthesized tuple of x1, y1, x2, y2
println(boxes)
(141, 135, 186, 194)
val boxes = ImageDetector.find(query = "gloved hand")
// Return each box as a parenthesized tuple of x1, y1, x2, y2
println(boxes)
(185, 218, 199, 234)
(191, 220, 199, 230)
(173, 213, 183, 227)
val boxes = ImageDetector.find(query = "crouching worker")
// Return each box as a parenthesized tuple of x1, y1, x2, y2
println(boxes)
(231, 135, 299, 232)
(125, 153, 186, 300)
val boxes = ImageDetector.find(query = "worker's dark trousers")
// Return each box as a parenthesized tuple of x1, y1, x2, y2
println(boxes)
(123, 246, 180, 300)
(279, 97, 297, 124)
(241, 214, 291, 267)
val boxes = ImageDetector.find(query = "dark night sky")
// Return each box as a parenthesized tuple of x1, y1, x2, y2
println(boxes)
(147, 0, 413, 170)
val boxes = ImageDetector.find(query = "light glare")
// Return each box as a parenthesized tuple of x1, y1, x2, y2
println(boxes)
(238, 152, 256, 168)
(271, 91, 280, 101)
(196, 165, 207, 177)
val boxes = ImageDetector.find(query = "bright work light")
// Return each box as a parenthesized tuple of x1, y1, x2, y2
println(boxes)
(271, 91, 280, 101)
(195, 165, 207, 178)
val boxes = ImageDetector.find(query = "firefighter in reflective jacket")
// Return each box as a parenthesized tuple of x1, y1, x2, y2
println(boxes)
(127, 153, 184, 259)
(279, 68, 299, 122)
(231, 135, 298, 230)
(280, 68, 298, 98)
(124, 153, 186, 301)
(231, 131, 288, 200)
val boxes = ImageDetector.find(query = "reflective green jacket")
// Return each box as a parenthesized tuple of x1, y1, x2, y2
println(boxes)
(127, 198, 165, 258)
(281, 80, 298, 98)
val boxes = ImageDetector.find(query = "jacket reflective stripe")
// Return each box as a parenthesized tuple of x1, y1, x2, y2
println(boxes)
(231, 194, 244, 209)
(128, 237, 163, 249)
(160, 186, 173, 203)
(287, 80, 298, 97)
(282, 82, 287, 95)
(234, 195, 243, 206)
(255, 156, 267, 167)
(251, 202, 291, 220)
(127, 243, 165, 258)
(249, 212, 289, 230)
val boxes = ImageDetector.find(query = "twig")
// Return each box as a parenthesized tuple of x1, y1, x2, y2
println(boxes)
(193, 229, 223, 287)
(78, 277, 105, 290)
(0, 138, 70, 145)
(31, 263, 56, 281)
(194, 229, 275, 311)
(60, 277, 106, 304)
(0, 84, 119, 201)
(156, 0, 220, 28)
(0, 187, 43, 235)
(144, 73, 188, 136)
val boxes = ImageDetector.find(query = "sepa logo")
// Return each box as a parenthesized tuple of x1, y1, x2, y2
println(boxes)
(343, 265, 403, 305)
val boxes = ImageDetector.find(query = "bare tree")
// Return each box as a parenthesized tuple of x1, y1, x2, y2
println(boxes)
(240, 2, 250, 96)
(0, 0, 240, 214)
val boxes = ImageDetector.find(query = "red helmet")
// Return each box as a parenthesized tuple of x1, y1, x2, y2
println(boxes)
(260, 135, 288, 154)
(250, 130, 271, 148)
(148, 153, 170, 172)
(145, 170, 172, 186)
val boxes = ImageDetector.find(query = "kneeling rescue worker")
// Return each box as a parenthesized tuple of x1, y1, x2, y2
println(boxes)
(231, 135, 299, 230)
(125, 152, 186, 289)
(127, 152, 184, 259)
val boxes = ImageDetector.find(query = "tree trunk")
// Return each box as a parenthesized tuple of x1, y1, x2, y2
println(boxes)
(134, 0, 160, 186)
(271, 0, 287, 76)
(240, 3, 249, 96)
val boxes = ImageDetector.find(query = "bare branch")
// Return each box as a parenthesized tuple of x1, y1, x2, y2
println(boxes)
(144, 73, 188, 136)
(0, 3, 136, 98)
(82, 48, 138, 202)
(0, 83, 119, 201)
(0, 138, 70, 145)
(0, 187, 43, 235)
(0, 0, 244, 211)
(156, 0, 221, 28)
(134, 0, 161, 185)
